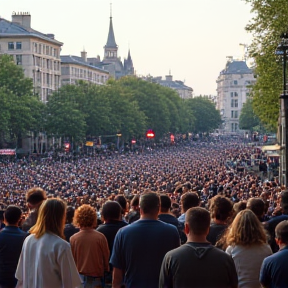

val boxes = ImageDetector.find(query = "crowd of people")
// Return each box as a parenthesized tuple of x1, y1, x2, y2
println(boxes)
(0, 136, 287, 288)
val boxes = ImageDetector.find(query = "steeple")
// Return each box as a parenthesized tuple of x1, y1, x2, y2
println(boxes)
(104, 4, 118, 60)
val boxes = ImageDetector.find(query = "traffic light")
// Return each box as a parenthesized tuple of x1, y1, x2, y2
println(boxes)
(146, 129, 155, 139)
(131, 139, 136, 144)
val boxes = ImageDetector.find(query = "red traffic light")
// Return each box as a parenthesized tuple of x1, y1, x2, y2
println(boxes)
(146, 129, 155, 139)
(131, 139, 136, 144)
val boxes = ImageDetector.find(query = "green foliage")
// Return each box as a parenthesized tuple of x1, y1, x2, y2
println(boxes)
(185, 97, 221, 133)
(239, 98, 260, 131)
(0, 54, 45, 147)
(244, 0, 288, 130)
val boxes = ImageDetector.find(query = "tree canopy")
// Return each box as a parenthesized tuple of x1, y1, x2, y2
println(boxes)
(244, 0, 288, 131)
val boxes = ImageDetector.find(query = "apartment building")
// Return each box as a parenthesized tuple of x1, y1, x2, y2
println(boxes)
(216, 58, 255, 133)
(61, 51, 109, 86)
(0, 12, 63, 102)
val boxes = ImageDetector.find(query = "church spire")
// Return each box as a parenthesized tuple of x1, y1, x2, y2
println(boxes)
(105, 4, 117, 49)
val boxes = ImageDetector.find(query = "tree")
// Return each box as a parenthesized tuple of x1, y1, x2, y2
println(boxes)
(244, 0, 288, 130)
(239, 98, 260, 131)
(0, 54, 44, 147)
(186, 97, 221, 133)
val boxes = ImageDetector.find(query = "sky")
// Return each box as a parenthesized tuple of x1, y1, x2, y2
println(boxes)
(1, 0, 253, 95)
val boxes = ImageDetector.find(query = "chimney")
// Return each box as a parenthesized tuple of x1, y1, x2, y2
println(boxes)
(165, 75, 173, 81)
(81, 51, 87, 62)
(46, 34, 55, 39)
(12, 12, 31, 28)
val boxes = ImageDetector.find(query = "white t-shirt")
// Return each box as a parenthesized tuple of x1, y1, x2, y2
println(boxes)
(16, 233, 82, 288)
(226, 244, 272, 288)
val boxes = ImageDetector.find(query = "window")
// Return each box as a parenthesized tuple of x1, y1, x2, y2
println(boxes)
(231, 123, 234, 131)
(230, 92, 234, 97)
(8, 42, 14, 50)
(234, 92, 238, 97)
(16, 55, 22, 65)
(16, 42, 22, 50)
(231, 99, 234, 107)
(34, 43, 38, 53)
(231, 111, 234, 118)
(234, 80, 238, 85)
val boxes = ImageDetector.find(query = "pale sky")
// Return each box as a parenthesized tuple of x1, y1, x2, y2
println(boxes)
(1, 0, 253, 95)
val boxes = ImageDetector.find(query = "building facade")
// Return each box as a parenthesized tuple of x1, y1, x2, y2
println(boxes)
(61, 51, 109, 86)
(0, 12, 63, 103)
(216, 59, 255, 133)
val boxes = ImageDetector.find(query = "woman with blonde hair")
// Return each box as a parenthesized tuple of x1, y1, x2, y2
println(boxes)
(15, 198, 81, 288)
(225, 209, 272, 288)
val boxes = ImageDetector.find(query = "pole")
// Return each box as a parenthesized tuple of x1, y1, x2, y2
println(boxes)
(282, 49, 288, 187)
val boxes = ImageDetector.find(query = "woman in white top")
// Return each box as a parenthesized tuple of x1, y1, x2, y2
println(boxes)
(16, 198, 82, 288)
(225, 209, 272, 288)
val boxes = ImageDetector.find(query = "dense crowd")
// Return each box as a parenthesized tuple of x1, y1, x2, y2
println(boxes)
(0, 136, 287, 288)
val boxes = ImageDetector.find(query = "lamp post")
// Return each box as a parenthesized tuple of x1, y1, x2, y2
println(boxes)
(275, 32, 288, 186)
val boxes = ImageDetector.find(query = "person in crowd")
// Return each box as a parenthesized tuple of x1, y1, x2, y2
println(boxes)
(247, 197, 266, 222)
(260, 220, 288, 288)
(159, 207, 238, 288)
(178, 192, 200, 224)
(64, 206, 79, 242)
(97, 201, 127, 255)
(158, 194, 180, 228)
(114, 194, 128, 223)
(110, 192, 180, 288)
(15, 198, 81, 288)
(264, 190, 288, 252)
(126, 194, 140, 224)
(0, 206, 28, 288)
(96, 201, 127, 285)
(0, 210, 5, 230)
(225, 209, 272, 288)
(233, 200, 247, 215)
(21, 187, 47, 232)
(207, 195, 234, 245)
(70, 204, 109, 288)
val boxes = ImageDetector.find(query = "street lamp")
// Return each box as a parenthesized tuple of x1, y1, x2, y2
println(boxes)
(275, 32, 288, 186)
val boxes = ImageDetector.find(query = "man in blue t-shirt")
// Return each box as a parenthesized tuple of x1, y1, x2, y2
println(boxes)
(260, 220, 288, 288)
(110, 192, 180, 288)
(0, 206, 28, 288)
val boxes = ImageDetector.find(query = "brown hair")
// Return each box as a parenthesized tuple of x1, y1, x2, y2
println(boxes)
(226, 209, 267, 246)
(186, 207, 210, 235)
(26, 187, 47, 205)
(73, 204, 97, 228)
(30, 198, 66, 239)
(209, 195, 233, 221)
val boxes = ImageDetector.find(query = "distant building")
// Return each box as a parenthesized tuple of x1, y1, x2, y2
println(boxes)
(61, 51, 109, 86)
(216, 58, 255, 133)
(0, 12, 63, 103)
(142, 75, 193, 99)
(87, 11, 134, 79)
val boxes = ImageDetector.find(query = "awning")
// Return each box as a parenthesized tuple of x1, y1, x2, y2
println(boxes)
(262, 144, 281, 151)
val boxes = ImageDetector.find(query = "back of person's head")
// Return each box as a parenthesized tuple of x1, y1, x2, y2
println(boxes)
(183, 182, 192, 191)
(4, 205, 22, 225)
(140, 192, 160, 215)
(233, 201, 247, 215)
(226, 209, 267, 246)
(30, 198, 66, 239)
(247, 197, 265, 219)
(281, 191, 288, 213)
(185, 207, 210, 235)
(159, 194, 171, 213)
(130, 194, 140, 208)
(102, 201, 122, 221)
(66, 206, 75, 224)
(209, 195, 233, 221)
(26, 187, 47, 206)
(115, 194, 127, 214)
(74, 204, 97, 228)
(181, 192, 199, 213)
(275, 220, 288, 245)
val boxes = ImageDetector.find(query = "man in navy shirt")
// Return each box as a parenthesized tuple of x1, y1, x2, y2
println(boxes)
(0, 205, 28, 288)
(260, 220, 288, 288)
(110, 192, 180, 288)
